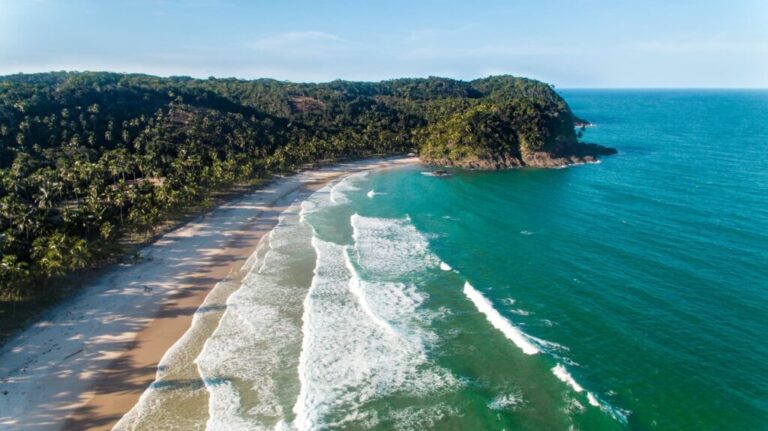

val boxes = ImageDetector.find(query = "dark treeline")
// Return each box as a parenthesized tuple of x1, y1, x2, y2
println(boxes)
(0, 71, 578, 300)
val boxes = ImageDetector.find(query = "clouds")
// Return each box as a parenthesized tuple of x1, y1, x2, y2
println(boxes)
(627, 40, 768, 55)
(0, 0, 766, 86)
(248, 31, 351, 60)
(251, 31, 345, 51)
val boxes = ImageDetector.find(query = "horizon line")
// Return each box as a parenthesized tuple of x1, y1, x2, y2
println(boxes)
(1, 69, 766, 90)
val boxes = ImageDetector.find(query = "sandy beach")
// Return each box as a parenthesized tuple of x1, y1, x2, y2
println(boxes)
(0, 156, 419, 431)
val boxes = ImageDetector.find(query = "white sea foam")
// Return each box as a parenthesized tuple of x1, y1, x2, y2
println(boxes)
(115, 280, 247, 430)
(552, 363, 584, 393)
(300, 182, 338, 219)
(509, 308, 531, 316)
(195, 203, 313, 430)
(440, 262, 452, 271)
(462, 282, 540, 355)
(454, 280, 627, 423)
(488, 390, 525, 411)
(157, 167, 632, 429)
(587, 389, 630, 423)
(590, 391, 630, 424)
(460, 283, 626, 422)
(293, 216, 457, 430)
(329, 171, 367, 204)
(350, 214, 440, 276)
(564, 397, 586, 414)
(386, 403, 458, 431)
(343, 249, 396, 335)
(116, 203, 307, 431)
(303, 173, 370, 218)
(551, 363, 629, 423)
(529, 335, 568, 353)
(587, 392, 600, 407)
(366, 189, 388, 198)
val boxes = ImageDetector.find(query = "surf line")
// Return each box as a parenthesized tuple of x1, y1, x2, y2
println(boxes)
(462, 281, 627, 423)
(462, 282, 540, 355)
(343, 247, 397, 336)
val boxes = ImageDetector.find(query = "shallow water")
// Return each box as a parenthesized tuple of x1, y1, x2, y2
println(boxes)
(120, 90, 768, 430)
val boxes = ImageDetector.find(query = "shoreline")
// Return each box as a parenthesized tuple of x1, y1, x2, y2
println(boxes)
(0, 156, 419, 431)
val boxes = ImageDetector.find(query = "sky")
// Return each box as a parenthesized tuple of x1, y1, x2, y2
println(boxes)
(0, 0, 766, 87)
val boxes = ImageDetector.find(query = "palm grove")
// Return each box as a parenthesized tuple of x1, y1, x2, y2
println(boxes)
(0, 72, 598, 313)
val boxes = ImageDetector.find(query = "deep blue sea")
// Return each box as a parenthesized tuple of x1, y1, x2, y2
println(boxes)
(125, 90, 768, 430)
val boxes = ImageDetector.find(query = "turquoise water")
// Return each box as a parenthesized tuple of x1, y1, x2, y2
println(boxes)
(165, 91, 768, 430)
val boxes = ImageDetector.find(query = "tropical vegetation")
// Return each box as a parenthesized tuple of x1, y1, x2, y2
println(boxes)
(0, 72, 605, 325)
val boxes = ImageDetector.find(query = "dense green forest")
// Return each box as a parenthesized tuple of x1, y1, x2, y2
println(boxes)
(0, 72, 611, 308)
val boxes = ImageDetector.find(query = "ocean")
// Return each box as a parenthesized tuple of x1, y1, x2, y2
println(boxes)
(119, 90, 768, 430)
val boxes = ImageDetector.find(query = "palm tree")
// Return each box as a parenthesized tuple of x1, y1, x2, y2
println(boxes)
(68, 238, 90, 270)
(31, 233, 67, 278)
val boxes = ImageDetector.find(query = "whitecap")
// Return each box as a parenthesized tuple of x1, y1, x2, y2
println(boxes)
(587, 392, 600, 407)
(529, 335, 568, 353)
(440, 262, 452, 271)
(551, 363, 629, 423)
(551, 363, 584, 393)
(462, 282, 540, 355)
(488, 390, 525, 411)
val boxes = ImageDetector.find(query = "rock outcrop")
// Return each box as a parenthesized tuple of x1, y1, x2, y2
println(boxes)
(416, 76, 617, 169)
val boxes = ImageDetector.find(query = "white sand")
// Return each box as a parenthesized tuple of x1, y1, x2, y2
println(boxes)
(0, 157, 418, 431)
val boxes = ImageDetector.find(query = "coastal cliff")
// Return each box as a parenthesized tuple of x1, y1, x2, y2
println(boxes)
(415, 76, 616, 169)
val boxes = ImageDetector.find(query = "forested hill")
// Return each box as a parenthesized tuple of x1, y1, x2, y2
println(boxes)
(0, 72, 614, 299)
